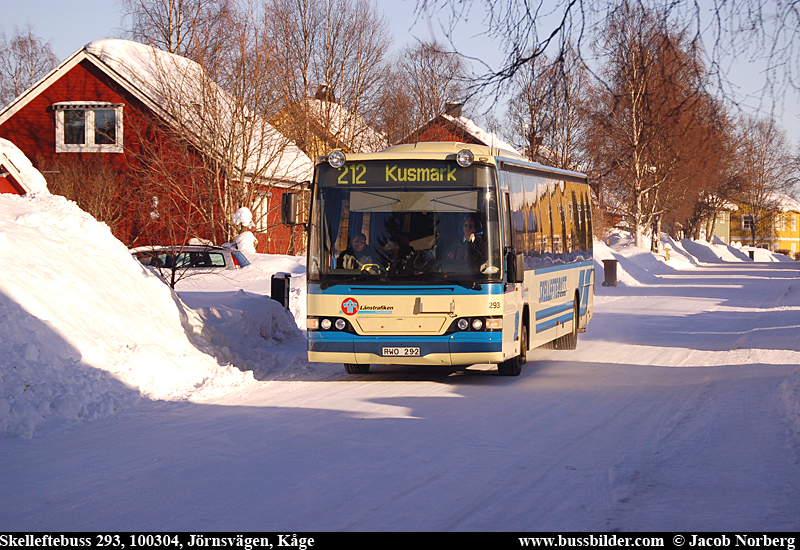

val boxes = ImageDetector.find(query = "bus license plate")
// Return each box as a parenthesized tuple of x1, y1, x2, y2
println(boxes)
(382, 347, 420, 357)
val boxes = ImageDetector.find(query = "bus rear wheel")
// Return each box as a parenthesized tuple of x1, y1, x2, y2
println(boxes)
(344, 363, 370, 374)
(552, 298, 579, 350)
(498, 324, 527, 376)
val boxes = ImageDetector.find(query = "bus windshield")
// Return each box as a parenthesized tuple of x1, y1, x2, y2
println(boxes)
(307, 162, 502, 285)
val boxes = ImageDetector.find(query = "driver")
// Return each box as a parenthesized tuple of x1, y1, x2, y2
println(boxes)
(337, 233, 377, 269)
(445, 214, 487, 267)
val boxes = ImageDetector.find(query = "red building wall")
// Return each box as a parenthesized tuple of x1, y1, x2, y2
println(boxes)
(0, 174, 25, 194)
(402, 121, 484, 145)
(0, 60, 155, 245)
(0, 57, 302, 253)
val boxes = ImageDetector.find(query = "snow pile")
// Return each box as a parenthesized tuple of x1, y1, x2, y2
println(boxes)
(596, 230, 798, 290)
(177, 289, 304, 380)
(0, 194, 257, 438)
(175, 252, 307, 330)
(673, 237, 750, 263)
(594, 232, 675, 288)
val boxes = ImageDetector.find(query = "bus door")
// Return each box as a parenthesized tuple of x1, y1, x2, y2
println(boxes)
(501, 191, 524, 360)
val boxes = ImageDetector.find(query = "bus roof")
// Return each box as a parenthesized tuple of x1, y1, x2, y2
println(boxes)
(315, 142, 588, 182)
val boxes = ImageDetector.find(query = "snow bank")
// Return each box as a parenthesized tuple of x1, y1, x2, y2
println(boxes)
(175, 252, 307, 330)
(596, 230, 797, 292)
(0, 194, 255, 438)
(594, 232, 675, 289)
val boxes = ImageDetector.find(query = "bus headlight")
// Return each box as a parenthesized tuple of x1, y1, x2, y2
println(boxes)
(457, 319, 469, 330)
(472, 318, 483, 331)
(321, 318, 332, 330)
(335, 318, 347, 330)
(456, 149, 474, 167)
(328, 150, 346, 168)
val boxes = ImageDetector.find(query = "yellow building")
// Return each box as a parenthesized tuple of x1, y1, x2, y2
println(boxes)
(730, 193, 800, 258)
(270, 86, 386, 160)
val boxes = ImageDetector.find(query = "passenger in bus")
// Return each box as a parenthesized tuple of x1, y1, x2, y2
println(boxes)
(337, 233, 377, 269)
(445, 214, 487, 268)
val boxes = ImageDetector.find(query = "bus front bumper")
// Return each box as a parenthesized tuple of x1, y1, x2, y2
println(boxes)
(308, 331, 505, 366)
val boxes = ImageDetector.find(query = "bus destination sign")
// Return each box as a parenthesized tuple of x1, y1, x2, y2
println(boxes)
(317, 161, 479, 187)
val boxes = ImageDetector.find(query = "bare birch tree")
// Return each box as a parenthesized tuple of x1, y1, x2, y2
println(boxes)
(121, 0, 235, 73)
(0, 24, 59, 106)
(262, 0, 392, 155)
(734, 114, 795, 245)
(378, 40, 467, 144)
(587, 2, 714, 249)
(416, 0, 800, 108)
(506, 47, 589, 170)
(113, 13, 312, 252)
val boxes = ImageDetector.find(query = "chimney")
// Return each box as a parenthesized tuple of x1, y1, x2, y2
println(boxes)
(314, 84, 336, 103)
(444, 101, 463, 117)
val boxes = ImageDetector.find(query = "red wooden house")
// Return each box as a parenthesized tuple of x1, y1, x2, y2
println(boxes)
(0, 39, 312, 253)
(399, 102, 521, 156)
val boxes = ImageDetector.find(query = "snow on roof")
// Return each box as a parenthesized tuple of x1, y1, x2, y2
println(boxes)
(84, 39, 313, 183)
(0, 138, 49, 195)
(771, 192, 800, 213)
(441, 114, 521, 156)
(305, 99, 387, 153)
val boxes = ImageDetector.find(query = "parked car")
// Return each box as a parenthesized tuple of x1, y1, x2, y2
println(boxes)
(130, 245, 250, 272)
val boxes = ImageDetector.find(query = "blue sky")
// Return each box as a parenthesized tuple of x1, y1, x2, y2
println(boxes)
(3, 0, 799, 147)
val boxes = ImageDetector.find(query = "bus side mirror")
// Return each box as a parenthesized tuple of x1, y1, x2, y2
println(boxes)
(281, 192, 299, 225)
(506, 249, 525, 284)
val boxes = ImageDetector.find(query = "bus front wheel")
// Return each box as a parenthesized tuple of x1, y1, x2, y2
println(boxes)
(344, 363, 370, 374)
(498, 324, 527, 376)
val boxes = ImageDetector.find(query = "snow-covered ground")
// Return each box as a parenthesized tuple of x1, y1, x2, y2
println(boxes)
(2, 197, 800, 531)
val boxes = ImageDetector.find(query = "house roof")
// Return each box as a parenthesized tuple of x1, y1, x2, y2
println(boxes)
(771, 192, 800, 213)
(304, 98, 387, 154)
(0, 138, 49, 195)
(402, 113, 521, 157)
(0, 39, 313, 184)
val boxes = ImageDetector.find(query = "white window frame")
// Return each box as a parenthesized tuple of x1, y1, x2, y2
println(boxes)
(53, 101, 123, 153)
(742, 214, 753, 231)
(777, 214, 786, 232)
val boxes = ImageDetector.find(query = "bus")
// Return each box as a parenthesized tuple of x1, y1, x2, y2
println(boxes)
(284, 142, 594, 376)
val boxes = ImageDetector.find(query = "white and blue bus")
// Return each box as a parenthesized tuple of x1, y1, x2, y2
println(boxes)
(289, 142, 594, 376)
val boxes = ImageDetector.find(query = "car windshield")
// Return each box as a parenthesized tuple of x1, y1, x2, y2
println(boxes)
(135, 249, 227, 269)
(307, 162, 502, 285)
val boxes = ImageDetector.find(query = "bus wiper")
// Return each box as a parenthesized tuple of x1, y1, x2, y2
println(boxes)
(421, 272, 483, 291)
